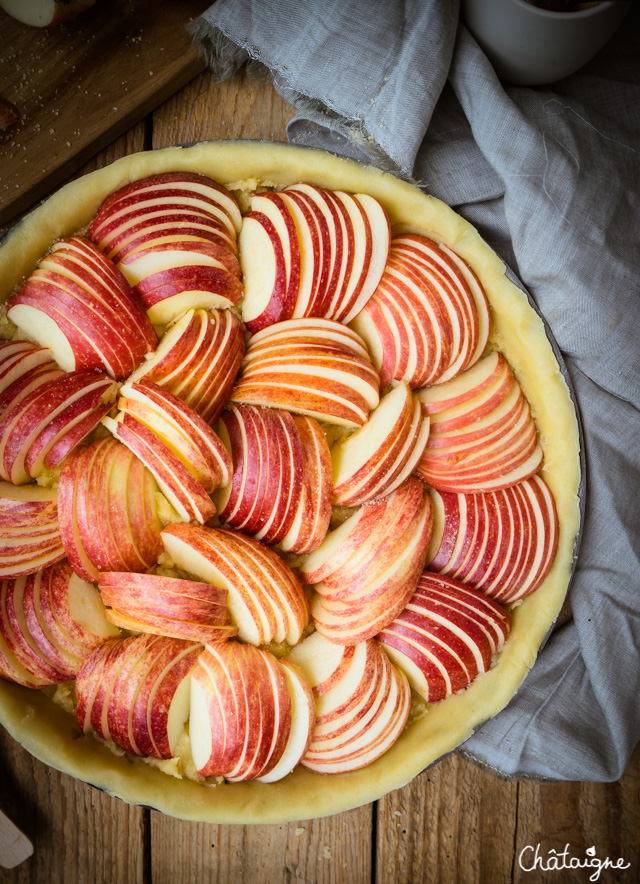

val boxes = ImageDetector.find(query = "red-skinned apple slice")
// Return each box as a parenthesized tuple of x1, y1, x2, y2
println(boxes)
(7, 237, 157, 378)
(0, 482, 65, 579)
(0, 341, 55, 398)
(161, 523, 309, 647)
(127, 307, 244, 425)
(239, 212, 289, 331)
(134, 263, 243, 327)
(377, 571, 511, 704)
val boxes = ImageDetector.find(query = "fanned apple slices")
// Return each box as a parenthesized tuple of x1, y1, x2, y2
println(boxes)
(377, 572, 511, 703)
(231, 317, 380, 428)
(351, 233, 490, 390)
(415, 351, 544, 492)
(0, 482, 65, 578)
(0, 559, 119, 688)
(57, 437, 163, 582)
(161, 523, 310, 647)
(103, 380, 231, 525)
(240, 184, 390, 331)
(426, 475, 559, 603)
(0, 367, 118, 485)
(98, 572, 238, 643)
(287, 632, 411, 774)
(87, 172, 244, 327)
(127, 308, 244, 425)
(7, 237, 158, 379)
(0, 340, 55, 396)
(331, 380, 430, 506)
(215, 404, 331, 553)
(75, 634, 202, 760)
(303, 479, 433, 645)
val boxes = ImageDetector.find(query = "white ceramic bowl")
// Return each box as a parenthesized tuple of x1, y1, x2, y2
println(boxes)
(461, 0, 631, 85)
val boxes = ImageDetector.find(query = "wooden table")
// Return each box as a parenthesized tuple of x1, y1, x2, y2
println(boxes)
(1, 12, 639, 884)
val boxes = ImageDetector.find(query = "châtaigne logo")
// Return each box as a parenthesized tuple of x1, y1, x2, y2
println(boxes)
(518, 844, 631, 881)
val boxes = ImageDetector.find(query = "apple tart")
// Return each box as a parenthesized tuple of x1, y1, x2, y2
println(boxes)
(0, 141, 581, 823)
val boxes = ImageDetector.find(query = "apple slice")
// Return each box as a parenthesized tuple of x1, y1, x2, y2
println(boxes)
(231, 318, 380, 428)
(8, 237, 157, 379)
(0, 560, 118, 687)
(98, 571, 237, 644)
(331, 382, 430, 506)
(161, 523, 309, 647)
(189, 642, 293, 781)
(215, 404, 304, 545)
(0, 482, 65, 579)
(127, 307, 244, 425)
(57, 437, 163, 581)
(0, 340, 55, 398)
(377, 571, 511, 704)
(134, 264, 243, 327)
(278, 415, 332, 555)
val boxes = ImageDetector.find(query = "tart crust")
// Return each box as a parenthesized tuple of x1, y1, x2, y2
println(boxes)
(0, 140, 581, 824)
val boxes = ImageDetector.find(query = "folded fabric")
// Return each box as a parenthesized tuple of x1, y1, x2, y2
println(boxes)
(190, 0, 640, 781)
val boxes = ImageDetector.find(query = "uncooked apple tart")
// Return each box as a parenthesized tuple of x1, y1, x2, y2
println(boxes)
(0, 141, 581, 824)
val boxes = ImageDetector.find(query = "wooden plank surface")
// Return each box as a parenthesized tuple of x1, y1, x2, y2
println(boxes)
(0, 55, 639, 884)
(0, 0, 209, 227)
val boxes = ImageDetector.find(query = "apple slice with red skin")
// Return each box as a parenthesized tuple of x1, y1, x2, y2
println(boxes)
(0, 341, 55, 398)
(117, 381, 231, 493)
(255, 658, 316, 783)
(377, 571, 511, 703)
(231, 317, 379, 428)
(57, 437, 163, 582)
(98, 571, 238, 644)
(120, 239, 241, 288)
(7, 237, 157, 379)
(0, 560, 118, 687)
(127, 307, 244, 426)
(189, 641, 293, 781)
(278, 415, 332, 555)
(0, 369, 118, 484)
(102, 412, 217, 525)
(216, 404, 304, 546)
(426, 475, 559, 603)
(331, 382, 431, 506)
(134, 262, 243, 327)
(0, 482, 65, 579)
(161, 523, 310, 647)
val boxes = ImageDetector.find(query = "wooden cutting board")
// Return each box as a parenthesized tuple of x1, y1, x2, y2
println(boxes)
(0, 0, 210, 227)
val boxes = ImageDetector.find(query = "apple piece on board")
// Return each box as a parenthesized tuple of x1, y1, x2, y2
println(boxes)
(377, 571, 511, 704)
(0, 341, 56, 398)
(189, 642, 293, 781)
(98, 571, 238, 644)
(255, 657, 316, 783)
(161, 523, 310, 647)
(0, 368, 118, 485)
(0, 0, 96, 27)
(278, 415, 332, 555)
(127, 308, 244, 426)
(231, 317, 380, 428)
(215, 404, 304, 546)
(426, 474, 559, 603)
(0, 559, 118, 688)
(7, 237, 157, 379)
(331, 381, 431, 506)
(57, 437, 163, 582)
(0, 481, 65, 579)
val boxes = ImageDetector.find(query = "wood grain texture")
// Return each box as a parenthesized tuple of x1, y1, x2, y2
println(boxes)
(0, 0, 209, 227)
(0, 724, 147, 884)
(149, 806, 372, 884)
(376, 753, 518, 884)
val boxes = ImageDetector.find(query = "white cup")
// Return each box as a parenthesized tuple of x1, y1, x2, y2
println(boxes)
(461, 0, 631, 85)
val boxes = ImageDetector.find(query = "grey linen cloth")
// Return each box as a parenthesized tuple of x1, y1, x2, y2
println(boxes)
(190, 0, 640, 781)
